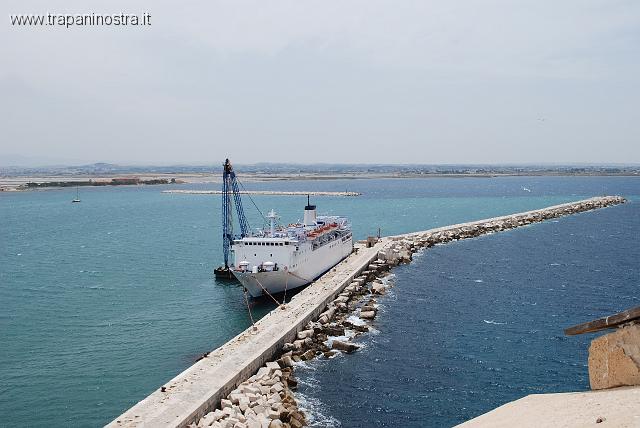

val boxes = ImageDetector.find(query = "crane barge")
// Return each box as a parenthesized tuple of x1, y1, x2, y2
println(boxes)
(214, 159, 251, 279)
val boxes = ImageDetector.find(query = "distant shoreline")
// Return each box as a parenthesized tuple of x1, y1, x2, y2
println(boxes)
(1, 171, 638, 192)
(163, 189, 361, 196)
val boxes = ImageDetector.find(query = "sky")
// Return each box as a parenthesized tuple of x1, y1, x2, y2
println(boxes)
(1, 0, 639, 166)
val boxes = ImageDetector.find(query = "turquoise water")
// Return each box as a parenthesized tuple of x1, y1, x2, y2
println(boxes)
(0, 176, 637, 426)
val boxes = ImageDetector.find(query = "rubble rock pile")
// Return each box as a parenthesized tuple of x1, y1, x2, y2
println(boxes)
(191, 361, 305, 428)
(379, 196, 627, 265)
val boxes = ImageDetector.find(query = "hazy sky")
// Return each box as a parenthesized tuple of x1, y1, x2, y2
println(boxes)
(2, 0, 639, 165)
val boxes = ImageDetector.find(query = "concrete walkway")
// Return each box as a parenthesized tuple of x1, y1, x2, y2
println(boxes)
(457, 386, 640, 428)
(107, 240, 386, 427)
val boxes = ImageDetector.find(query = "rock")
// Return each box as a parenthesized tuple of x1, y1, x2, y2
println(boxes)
(262, 377, 278, 386)
(199, 412, 216, 426)
(334, 295, 349, 304)
(282, 342, 294, 352)
(265, 361, 281, 372)
(332, 340, 359, 353)
(301, 349, 315, 361)
(323, 350, 337, 358)
(296, 329, 314, 340)
(289, 411, 305, 425)
(256, 367, 270, 379)
(246, 419, 261, 428)
(289, 419, 303, 428)
(270, 383, 284, 394)
(371, 282, 386, 295)
(252, 404, 267, 416)
(269, 420, 283, 428)
(360, 310, 376, 320)
(323, 325, 345, 336)
(589, 323, 640, 390)
(285, 377, 298, 389)
(361, 304, 377, 313)
(279, 356, 294, 368)
(221, 399, 233, 409)
(267, 393, 282, 405)
(259, 416, 271, 428)
(242, 384, 261, 395)
(266, 409, 280, 420)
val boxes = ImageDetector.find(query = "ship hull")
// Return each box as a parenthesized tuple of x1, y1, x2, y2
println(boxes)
(232, 270, 308, 297)
(233, 236, 352, 297)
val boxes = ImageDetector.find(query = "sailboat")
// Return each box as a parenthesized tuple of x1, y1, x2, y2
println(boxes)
(72, 185, 81, 203)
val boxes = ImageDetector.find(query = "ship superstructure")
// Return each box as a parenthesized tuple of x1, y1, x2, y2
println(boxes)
(231, 199, 353, 297)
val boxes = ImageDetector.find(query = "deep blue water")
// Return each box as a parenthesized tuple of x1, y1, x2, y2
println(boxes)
(0, 176, 638, 427)
(295, 190, 639, 427)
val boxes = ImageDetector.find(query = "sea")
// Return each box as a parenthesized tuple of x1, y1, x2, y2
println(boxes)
(0, 176, 638, 427)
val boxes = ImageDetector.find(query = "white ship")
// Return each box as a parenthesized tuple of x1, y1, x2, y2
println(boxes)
(231, 199, 353, 297)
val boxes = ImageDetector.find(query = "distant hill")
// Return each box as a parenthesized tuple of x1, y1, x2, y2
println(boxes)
(1, 162, 638, 177)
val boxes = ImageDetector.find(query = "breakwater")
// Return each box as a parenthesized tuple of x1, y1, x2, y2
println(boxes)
(24, 178, 178, 188)
(108, 196, 625, 428)
(161, 190, 361, 196)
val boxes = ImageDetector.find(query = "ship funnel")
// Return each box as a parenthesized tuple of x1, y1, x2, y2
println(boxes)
(267, 209, 278, 237)
(303, 195, 316, 226)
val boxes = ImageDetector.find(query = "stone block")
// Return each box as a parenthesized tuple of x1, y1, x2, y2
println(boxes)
(589, 324, 640, 390)
(265, 361, 281, 372)
(360, 310, 376, 320)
